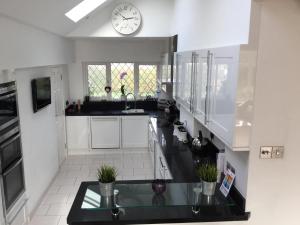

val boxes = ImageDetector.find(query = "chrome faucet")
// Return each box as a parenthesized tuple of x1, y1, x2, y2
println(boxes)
(124, 93, 137, 110)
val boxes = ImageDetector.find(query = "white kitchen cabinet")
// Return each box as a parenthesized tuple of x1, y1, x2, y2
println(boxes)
(121, 116, 148, 148)
(66, 116, 90, 149)
(91, 117, 120, 149)
(175, 45, 256, 151)
(207, 47, 239, 148)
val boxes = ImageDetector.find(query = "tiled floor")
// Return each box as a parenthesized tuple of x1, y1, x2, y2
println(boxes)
(29, 151, 154, 225)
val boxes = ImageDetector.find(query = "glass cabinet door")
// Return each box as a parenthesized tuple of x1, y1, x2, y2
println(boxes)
(176, 52, 193, 110)
(193, 50, 209, 124)
(208, 53, 238, 146)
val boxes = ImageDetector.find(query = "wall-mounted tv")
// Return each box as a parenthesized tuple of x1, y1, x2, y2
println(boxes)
(31, 77, 51, 113)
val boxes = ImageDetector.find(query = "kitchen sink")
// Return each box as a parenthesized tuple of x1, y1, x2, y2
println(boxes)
(122, 109, 145, 114)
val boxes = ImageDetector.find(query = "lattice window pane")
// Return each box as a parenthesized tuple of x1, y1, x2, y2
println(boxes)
(139, 65, 157, 97)
(111, 63, 134, 99)
(87, 65, 107, 97)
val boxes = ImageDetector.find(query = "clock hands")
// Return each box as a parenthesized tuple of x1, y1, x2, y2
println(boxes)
(117, 12, 126, 20)
(124, 17, 135, 20)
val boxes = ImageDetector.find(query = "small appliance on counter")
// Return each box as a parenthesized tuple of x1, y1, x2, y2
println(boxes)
(173, 121, 184, 137)
(192, 131, 208, 153)
(173, 121, 188, 143)
(177, 126, 188, 143)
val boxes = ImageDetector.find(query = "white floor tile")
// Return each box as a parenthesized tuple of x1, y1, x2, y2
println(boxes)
(41, 194, 69, 205)
(47, 204, 72, 216)
(30, 152, 154, 224)
(29, 215, 60, 225)
(58, 216, 68, 225)
(34, 205, 50, 216)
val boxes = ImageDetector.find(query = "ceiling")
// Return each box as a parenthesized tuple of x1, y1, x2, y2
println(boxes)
(0, 0, 116, 36)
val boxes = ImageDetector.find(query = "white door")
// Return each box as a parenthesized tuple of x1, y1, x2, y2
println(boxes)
(91, 117, 120, 149)
(121, 116, 148, 148)
(52, 67, 67, 166)
(194, 50, 209, 124)
(208, 48, 239, 146)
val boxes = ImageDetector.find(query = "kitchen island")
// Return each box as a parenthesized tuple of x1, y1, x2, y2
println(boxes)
(67, 181, 249, 225)
(66, 101, 249, 224)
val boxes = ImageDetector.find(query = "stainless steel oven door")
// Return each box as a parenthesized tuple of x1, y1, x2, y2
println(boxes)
(1, 158, 25, 213)
(0, 133, 21, 173)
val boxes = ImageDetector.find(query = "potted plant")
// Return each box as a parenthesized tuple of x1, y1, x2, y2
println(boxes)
(97, 165, 117, 197)
(196, 164, 218, 196)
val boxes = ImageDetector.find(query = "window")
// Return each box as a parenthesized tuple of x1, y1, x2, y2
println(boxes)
(111, 63, 134, 99)
(86, 63, 158, 100)
(87, 64, 107, 98)
(139, 65, 157, 97)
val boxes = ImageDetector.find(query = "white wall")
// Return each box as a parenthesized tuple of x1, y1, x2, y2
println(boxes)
(68, 0, 174, 37)
(172, 0, 252, 51)
(0, 15, 74, 70)
(68, 38, 168, 101)
(246, 0, 300, 224)
(15, 66, 63, 215)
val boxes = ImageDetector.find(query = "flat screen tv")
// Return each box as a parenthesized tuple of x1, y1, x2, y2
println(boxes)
(31, 77, 51, 113)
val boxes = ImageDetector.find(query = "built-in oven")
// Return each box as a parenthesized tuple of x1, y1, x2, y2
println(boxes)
(0, 81, 25, 216)
(0, 81, 18, 131)
(0, 122, 25, 214)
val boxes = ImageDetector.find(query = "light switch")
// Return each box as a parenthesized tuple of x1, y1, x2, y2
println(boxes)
(260, 147, 272, 159)
(260, 146, 284, 159)
(272, 146, 284, 159)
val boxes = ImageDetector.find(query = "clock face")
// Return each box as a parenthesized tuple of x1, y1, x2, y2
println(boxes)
(111, 3, 142, 35)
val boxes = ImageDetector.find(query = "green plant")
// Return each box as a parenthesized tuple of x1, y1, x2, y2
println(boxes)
(196, 164, 218, 183)
(97, 165, 117, 183)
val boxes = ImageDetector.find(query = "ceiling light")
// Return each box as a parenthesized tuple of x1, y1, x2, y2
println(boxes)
(65, 0, 107, 23)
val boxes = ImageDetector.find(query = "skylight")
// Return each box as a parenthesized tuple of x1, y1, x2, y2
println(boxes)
(65, 0, 107, 23)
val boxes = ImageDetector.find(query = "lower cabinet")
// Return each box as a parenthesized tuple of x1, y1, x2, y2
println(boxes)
(66, 116, 90, 149)
(66, 115, 149, 150)
(121, 116, 149, 148)
(91, 117, 120, 149)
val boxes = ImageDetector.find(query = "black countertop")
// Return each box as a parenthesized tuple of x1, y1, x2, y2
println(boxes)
(148, 112, 219, 183)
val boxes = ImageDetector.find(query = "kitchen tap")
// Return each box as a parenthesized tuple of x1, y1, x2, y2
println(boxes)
(125, 93, 137, 110)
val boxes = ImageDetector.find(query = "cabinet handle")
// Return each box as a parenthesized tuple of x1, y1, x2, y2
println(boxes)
(91, 117, 118, 122)
(159, 157, 164, 168)
(191, 52, 198, 113)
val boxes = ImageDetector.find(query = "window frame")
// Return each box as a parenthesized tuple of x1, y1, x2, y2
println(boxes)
(84, 61, 159, 101)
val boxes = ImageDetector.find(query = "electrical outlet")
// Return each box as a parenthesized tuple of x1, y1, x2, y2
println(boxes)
(272, 146, 284, 159)
(260, 147, 272, 159)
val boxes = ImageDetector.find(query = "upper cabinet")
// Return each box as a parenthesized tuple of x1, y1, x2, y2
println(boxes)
(174, 45, 257, 151)
(175, 51, 193, 110)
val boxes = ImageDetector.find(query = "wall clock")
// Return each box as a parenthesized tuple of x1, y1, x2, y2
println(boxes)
(111, 3, 142, 35)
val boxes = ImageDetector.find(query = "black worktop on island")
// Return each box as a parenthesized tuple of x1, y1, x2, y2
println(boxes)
(67, 181, 249, 225)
